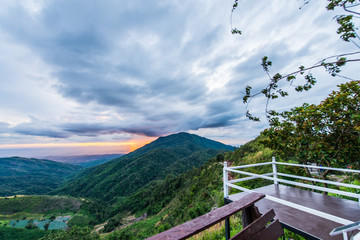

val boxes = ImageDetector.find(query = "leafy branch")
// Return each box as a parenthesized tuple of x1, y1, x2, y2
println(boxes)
(231, 0, 360, 121)
(243, 53, 360, 121)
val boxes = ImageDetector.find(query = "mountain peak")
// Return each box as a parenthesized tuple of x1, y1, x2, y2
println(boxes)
(54, 132, 233, 201)
(127, 132, 233, 158)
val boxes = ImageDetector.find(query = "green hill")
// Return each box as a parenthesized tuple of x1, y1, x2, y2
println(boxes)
(53, 132, 233, 202)
(0, 157, 82, 196)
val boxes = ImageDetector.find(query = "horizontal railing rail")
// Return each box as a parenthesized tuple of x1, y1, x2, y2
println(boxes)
(274, 162, 360, 174)
(228, 173, 274, 184)
(276, 173, 360, 190)
(227, 162, 273, 170)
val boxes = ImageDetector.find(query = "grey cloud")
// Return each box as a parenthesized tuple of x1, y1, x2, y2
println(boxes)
(200, 111, 239, 129)
(206, 100, 234, 116)
(62, 123, 117, 136)
(0, 1, 225, 113)
(0, 0, 343, 144)
(57, 70, 145, 108)
(0, 122, 10, 133)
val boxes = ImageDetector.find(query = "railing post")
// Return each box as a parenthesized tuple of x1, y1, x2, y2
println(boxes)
(272, 156, 278, 185)
(223, 161, 230, 240)
(225, 217, 230, 240)
(223, 161, 229, 198)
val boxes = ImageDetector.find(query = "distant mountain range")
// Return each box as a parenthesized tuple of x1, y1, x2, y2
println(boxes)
(53, 132, 233, 202)
(0, 153, 124, 196)
(0, 157, 82, 196)
(44, 154, 124, 168)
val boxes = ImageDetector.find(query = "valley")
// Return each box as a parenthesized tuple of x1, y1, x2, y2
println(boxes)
(0, 133, 235, 240)
(0, 195, 93, 239)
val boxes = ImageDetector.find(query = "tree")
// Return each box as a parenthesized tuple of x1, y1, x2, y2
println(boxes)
(231, 0, 360, 121)
(25, 219, 38, 230)
(260, 81, 360, 178)
(44, 222, 50, 231)
(103, 218, 122, 233)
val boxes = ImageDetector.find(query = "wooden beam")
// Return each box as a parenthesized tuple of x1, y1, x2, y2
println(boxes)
(241, 205, 261, 228)
(231, 209, 275, 240)
(146, 192, 265, 240)
(249, 219, 284, 240)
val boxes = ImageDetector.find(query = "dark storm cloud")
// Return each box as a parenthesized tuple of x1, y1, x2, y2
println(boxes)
(12, 123, 70, 138)
(206, 100, 234, 116)
(200, 109, 239, 129)
(62, 122, 167, 137)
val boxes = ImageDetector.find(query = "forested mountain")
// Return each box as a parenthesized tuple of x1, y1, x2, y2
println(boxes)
(103, 138, 273, 239)
(53, 132, 233, 202)
(0, 157, 82, 196)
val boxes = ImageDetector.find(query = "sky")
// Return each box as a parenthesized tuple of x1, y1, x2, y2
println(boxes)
(0, 0, 358, 158)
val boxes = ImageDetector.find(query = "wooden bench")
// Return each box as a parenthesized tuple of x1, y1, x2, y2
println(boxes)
(146, 192, 284, 240)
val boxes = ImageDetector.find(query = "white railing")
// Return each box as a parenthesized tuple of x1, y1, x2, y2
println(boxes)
(223, 157, 360, 206)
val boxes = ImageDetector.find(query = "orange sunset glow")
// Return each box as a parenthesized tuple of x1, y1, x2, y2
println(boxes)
(0, 138, 156, 156)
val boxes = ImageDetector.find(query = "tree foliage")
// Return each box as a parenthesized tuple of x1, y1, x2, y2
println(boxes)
(261, 81, 360, 175)
(39, 226, 99, 240)
(231, 0, 360, 121)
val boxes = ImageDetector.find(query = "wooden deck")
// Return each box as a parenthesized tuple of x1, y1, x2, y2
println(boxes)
(227, 184, 360, 240)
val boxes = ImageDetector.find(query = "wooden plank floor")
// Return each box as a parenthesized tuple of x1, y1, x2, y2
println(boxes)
(227, 184, 360, 240)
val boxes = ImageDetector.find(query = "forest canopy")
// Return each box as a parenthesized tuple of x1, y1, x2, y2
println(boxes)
(261, 80, 360, 172)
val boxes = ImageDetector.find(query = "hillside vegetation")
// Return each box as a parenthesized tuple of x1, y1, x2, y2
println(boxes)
(0, 195, 83, 219)
(0, 157, 82, 196)
(53, 132, 233, 203)
(0, 195, 93, 240)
